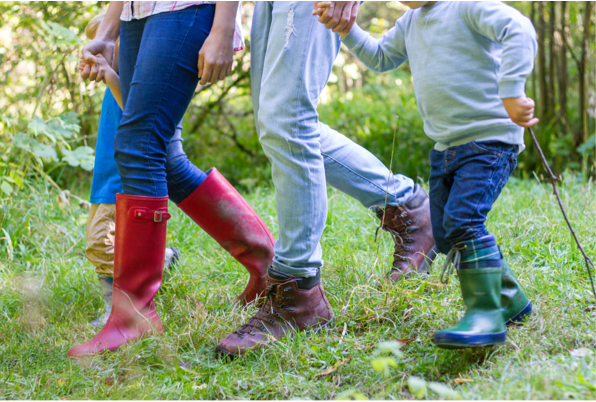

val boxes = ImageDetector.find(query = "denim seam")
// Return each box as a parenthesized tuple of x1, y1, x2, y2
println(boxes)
(142, 7, 200, 196)
(321, 151, 399, 206)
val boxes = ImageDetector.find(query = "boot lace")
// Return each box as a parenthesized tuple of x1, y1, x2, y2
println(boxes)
(376, 206, 419, 262)
(440, 244, 467, 284)
(233, 279, 295, 338)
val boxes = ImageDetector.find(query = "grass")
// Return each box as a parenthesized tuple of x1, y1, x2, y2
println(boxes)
(1, 176, 595, 399)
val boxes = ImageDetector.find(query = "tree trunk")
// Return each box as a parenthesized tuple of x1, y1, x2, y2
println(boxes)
(579, 2, 593, 174)
(548, 2, 556, 118)
(537, 2, 548, 120)
(578, 1, 593, 145)
(558, 2, 568, 123)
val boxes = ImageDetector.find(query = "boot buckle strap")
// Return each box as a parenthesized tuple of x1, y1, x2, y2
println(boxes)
(131, 208, 171, 222)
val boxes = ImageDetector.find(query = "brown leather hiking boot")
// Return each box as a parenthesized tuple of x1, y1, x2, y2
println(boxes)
(216, 268, 334, 358)
(377, 185, 438, 282)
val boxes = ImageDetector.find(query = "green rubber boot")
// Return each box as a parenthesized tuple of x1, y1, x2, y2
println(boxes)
(435, 267, 507, 348)
(500, 258, 532, 326)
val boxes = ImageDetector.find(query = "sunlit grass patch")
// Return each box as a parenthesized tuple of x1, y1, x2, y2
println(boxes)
(1, 177, 595, 399)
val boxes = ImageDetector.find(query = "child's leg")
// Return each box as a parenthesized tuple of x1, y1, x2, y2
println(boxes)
(85, 204, 116, 327)
(85, 204, 116, 277)
(85, 203, 180, 327)
(432, 141, 521, 348)
(428, 149, 455, 255)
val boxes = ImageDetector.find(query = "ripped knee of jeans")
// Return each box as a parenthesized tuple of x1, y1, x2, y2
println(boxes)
(284, 7, 298, 48)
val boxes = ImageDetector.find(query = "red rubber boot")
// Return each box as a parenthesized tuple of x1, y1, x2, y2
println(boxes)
(177, 168, 274, 304)
(68, 194, 171, 357)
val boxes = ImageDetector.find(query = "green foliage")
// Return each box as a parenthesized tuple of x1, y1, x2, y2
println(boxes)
(319, 69, 434, 181)
(1, 1, 594, 198)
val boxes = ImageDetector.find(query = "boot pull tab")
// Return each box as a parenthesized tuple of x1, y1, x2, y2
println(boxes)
(130, 208, 171, 223)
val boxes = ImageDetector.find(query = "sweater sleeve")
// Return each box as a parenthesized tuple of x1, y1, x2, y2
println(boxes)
(462, 2, 537, 99)
(341, 18, 408, 73)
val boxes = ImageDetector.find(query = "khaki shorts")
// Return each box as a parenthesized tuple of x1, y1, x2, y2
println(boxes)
(85, 203, 116, 277)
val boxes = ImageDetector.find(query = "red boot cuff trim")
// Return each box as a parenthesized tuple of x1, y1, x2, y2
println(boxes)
(116, 194, 169, 202)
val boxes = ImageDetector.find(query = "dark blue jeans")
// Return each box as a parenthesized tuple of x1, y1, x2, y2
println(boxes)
(115, 5, 214, 203)
(429, 141, 518, 254)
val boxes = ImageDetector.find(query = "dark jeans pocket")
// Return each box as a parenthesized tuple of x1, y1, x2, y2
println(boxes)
(470, 140, 506, 155)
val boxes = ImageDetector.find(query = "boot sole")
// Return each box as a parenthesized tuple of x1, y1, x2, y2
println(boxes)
(434, 330, 507, 349)
(215, 317, 336, 360)
(505, 301, 532, 327)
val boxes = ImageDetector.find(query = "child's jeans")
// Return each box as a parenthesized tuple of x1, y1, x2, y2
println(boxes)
(428, 140, 518, 254)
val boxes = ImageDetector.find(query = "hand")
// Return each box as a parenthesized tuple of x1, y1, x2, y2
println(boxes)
(312, 1, 332, 16)
(502, 97, 539, 128)
(80, 38, 116, 82)
(198, 31, 234, 85)
(94, 54, 113, 83)
(315, 1, 359, 36)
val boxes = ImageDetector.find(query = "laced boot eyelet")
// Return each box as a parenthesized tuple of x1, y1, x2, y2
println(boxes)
(405, 219, 413, 226)
(284, 296, 292, 302)
(284, 287, 292, 292)
(406, 237, 414, 243)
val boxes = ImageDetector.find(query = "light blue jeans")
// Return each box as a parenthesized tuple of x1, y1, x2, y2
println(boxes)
(251, 1, 415, 278)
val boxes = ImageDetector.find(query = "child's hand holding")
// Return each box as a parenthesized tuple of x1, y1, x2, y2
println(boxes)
(502, 97, 539, 128)
(312, 2, 332, 17)
(312, 1, 359, 38)
(95, 54, 111, 81)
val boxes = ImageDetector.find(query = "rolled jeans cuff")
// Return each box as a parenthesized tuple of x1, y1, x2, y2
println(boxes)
(271, 260, 321, 278)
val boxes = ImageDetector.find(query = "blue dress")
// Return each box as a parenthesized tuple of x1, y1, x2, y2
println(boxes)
(90, 88, 123, 204)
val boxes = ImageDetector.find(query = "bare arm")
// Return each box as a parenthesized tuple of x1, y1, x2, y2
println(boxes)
(80, 2, 123, 82)
(198, 1, 238, 84)
(96, 56, 123, 110)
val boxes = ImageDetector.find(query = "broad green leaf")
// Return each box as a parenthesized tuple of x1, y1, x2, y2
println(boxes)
(62, 146, 94, 170)
(377, 341, 405, 358)
(334, 390, 368, 400)
(54, 113, 81, 135)
(577, 136, 596, 155)
(40, 21, 81, 46)
(48, 120, 74, 139)
(408, 376, 427, 399)
(31, 141, 58, 160)
(1, 181, 13, 195)
(28, 117, 56, 142)
(28, 117, 49, 136)
(80, 157, 95, 171)
(59, 112, 80, 126)
(428, 382, 461, 399)
(370, 357, 396, 378)
(9, 171, 23, 187)
(13, 133, 33, 151)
